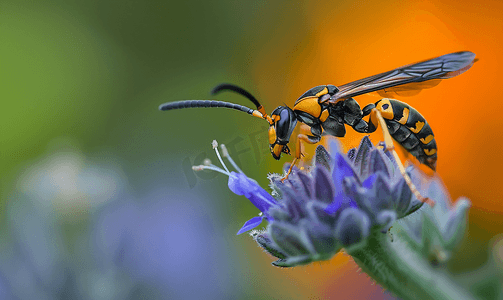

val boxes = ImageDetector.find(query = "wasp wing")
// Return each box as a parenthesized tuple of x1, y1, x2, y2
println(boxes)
(329, 51, 476, 102)
(374, 79, 442, 97)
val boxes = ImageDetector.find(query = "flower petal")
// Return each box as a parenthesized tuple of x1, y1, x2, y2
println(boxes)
(301, 219, 340, 255)
(270, 222, 311, 256)
(324, 201, 341, 215)
(297, 171, 313, 199)
(352, 136, 374, 176)
(335, 207, 371, 248)
(252, 231, 287, 259)
(272, 255, 313, 268)
(442, 197, 471, 249)
(237, 216, 264, 235)
(228, 172, 278, 213)
(314, 167, 335, 204)
(314, 145, 332, 172)
(362, 173, 377, 189)
(369, 149, 393, 178)
(334, 152, 358, 180)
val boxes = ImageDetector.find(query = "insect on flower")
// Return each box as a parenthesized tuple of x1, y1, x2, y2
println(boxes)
(160, 51, 477, 206)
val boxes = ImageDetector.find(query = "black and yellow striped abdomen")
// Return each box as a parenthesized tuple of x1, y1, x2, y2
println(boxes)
(375, 98, 437, 170)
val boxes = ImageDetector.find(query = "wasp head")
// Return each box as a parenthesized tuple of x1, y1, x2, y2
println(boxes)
(268, 106, 298, 160)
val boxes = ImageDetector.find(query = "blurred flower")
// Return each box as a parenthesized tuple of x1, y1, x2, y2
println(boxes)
(2, 138, 243, 300)
(92, 190, 237, 300)
(396, 166, 471, 265)
(17, 138, 123, 218)
(0, 140, 130, 299)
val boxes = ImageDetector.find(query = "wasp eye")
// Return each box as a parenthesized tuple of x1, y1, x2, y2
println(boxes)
(270, 106, 297, 143)
(276, 109, 291, 139)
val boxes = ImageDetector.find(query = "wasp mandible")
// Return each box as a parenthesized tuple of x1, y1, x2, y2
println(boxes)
(159, 51, 477, 206)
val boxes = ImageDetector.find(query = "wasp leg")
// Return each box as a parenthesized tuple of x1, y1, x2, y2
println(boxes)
(299, 123, 312, 135)
(370, 108, 435, 207)
(362, 103, 378, 133)
(281, 133, 320, 182)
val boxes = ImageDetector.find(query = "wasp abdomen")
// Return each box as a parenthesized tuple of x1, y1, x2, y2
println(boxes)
(376, 99, 437, 170)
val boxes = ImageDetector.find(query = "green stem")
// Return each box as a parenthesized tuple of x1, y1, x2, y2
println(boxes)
(349, 230, 475, 300)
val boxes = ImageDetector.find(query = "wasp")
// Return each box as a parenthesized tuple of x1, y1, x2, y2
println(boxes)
(159, 51, 477, 205)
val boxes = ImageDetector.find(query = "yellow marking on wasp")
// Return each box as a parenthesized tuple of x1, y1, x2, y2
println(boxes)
(376, 98, 394, 119)
(252, 110, 263, 118)
(319, 109, 329, 122)
(268, 126, 277, 144)
(424, 148, 437, 155)
(295, 96, 317, 103)
(252, 110, 273, 125)
(315, 87, 328, 97)
(293, 96, 321, 117)
(272, 144, 283, 157)
(409, 121, 425, 134)
(398, 107, 409, 125)
(420, 135, 434, 144)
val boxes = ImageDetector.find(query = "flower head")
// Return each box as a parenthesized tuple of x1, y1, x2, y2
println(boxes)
(197, 137, 428, 267)
(194, 137, 480, 299)
(256, 137, 426, 267)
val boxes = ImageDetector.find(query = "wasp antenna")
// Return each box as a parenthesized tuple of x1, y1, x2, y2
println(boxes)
(211, 83, 265, 110)
(159, 99, 272, 124)
(211, 83, 273, 124)
(159, 100, 254, 114)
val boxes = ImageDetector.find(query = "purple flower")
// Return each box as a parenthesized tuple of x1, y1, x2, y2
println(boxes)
(260, 138, 425, 266)
(197, 137, 427, 267)
(228, 172, 278, 234)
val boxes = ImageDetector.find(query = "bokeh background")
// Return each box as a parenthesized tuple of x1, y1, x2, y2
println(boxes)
(1, 0, 502, 299)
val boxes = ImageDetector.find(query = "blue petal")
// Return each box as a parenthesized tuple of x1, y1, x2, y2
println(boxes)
(314, 167, 335, 204)
(328, 139, 343, 156)
(325, 201, 341, 215)
(323, 149, 360, 215)
(237, 216, 263, 235)
(228, 172, 278, 213)
(334, 152, 357, 179)
(362, 173, 377, 189)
